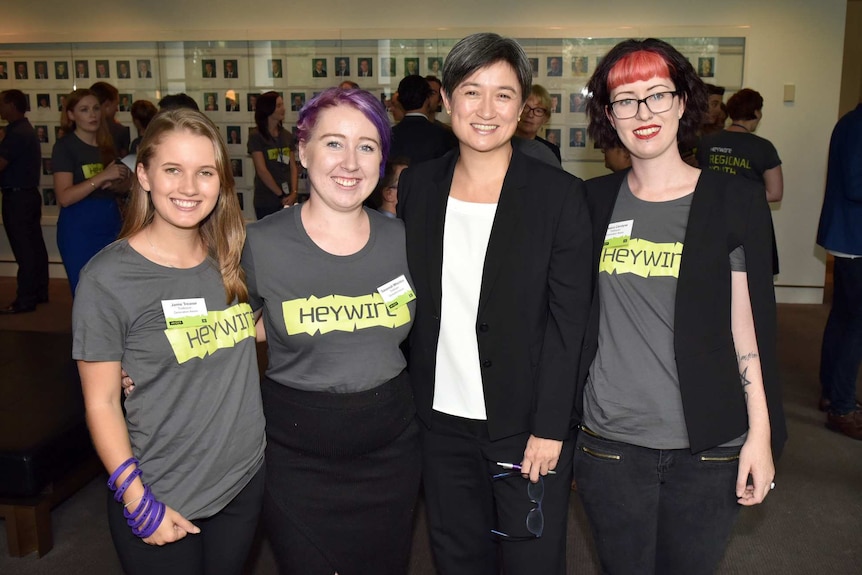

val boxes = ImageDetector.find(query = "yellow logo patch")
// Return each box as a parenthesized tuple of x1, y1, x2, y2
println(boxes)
(164, 303, 256, 364)
(283, 294, 411, 336)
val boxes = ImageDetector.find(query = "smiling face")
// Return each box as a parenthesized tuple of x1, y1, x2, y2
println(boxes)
(68, 95, 101, 134)
(137, 130, 221, 232)
(298, 104, 383, 214)
(608, 76, 683, 163)
(443, 60, 523, 155)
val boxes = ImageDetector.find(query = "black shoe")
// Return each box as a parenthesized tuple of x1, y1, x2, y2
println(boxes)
(0, 303, 37, 315)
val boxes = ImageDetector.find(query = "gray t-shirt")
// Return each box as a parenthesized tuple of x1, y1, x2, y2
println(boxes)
(72, 240, 265, 519)
(243, 205, 414, 393)
(247, 127, 294, 212)
(584, 177, 744, 449)
(52, 133, 116, 199)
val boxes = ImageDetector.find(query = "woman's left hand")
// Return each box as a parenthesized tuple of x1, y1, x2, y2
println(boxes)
(736, 432, 775, 506)
(520, 435, 562, 483)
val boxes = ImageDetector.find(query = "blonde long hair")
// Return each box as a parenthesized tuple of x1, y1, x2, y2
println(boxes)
(120, 109, 248, 304)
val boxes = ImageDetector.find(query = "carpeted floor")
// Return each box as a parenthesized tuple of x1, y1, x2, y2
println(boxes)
(1, 278, 860, 574)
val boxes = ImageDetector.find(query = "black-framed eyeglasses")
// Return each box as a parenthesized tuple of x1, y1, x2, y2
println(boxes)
(522, 104, 549, 118)
(490, 471, 544, 541)
(608, 91, 679, 119)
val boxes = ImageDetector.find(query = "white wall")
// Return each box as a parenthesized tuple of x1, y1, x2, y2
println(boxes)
(0, 0, 849, 301)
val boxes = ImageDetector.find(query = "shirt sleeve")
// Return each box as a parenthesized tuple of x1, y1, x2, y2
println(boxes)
(72, 268, 128, 362)
(51, 137, 76, 174)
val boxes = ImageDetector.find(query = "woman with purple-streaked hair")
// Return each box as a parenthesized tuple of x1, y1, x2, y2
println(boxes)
(241, 87, 420, 575)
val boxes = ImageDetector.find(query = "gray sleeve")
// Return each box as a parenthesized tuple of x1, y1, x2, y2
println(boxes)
(241, 227, 263, 312)
(72, 268, 128, 361)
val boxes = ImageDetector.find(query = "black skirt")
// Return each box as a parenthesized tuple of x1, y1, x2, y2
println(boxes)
(261, 372, 422, 575)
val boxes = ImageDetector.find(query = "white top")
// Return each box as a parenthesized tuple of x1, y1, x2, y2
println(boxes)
(433, 196, 498, 420)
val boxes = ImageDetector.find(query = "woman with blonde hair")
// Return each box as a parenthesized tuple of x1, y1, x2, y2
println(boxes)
(74, 108, 265, 574)
(52, 88, 131, 293)
(514, 83, 561, 163)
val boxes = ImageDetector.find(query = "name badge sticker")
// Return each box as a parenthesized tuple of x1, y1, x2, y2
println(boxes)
(377, 275, 416, 311)
(604, 219, 634, 249)
(161, 298, 209, 329)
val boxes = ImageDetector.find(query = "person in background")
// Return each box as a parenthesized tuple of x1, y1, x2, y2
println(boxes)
(75, 108, 265, 574)
(244, 87, 420, 574)
(90, 82, 131, 157)
(52, 89, 131, 294)
(424, 75, 447, 127)
(398, 32, 591, 574)
(367, 157, 409, 217)
(515, 84, 561, 164)
(390, 75, 456, 164)
(576, 38, 785, 575)
(158, 93, 200, 112)
(248, 91, 298, 219)
(816, 103, 862, 439)
(0, 89, 49, 314)
(129, 100, 158, 154)
(702, 84, 726, 135)
(697, 87, 783, 274)
(602, 143, 631, 173)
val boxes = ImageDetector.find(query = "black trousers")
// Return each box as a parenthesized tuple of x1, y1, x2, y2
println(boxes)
(421, 411, 573, 575)
(108, 465, 264, 575)
(1, 187, 48, 307)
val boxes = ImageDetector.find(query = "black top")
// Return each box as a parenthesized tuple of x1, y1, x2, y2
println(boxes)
(0, 118, 41, 188)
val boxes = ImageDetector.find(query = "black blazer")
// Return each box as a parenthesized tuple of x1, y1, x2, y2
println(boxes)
(398, 146, 592, 441)
(390, 116, 457, 164)
(580, 169, 787, 456)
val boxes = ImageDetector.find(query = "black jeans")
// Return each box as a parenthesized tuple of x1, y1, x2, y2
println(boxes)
(108, 465, 264, 575)
(820, 255, 862, 414)
(574, 429, 741, 575)
(1, 187, 48, 307)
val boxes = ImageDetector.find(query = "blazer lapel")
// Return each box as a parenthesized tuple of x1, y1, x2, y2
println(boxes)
(477, 148, 527, 313)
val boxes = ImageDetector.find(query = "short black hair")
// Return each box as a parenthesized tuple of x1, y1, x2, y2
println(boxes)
(586, 38, 708, 151)
(89, 81, 119, 104)
(397, 75, 431, 111)
(1, 89, 28, 114)
(442, 33, 532, 103)
(705, 83, 726, 97)
(158, 93, 201, 111)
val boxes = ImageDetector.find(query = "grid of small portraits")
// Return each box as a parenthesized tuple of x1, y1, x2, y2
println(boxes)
(1, 37, 738, 214)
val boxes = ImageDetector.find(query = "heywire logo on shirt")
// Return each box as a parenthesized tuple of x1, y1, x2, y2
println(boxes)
(282, 294, 411, 336)
(164, 303, 256, 363)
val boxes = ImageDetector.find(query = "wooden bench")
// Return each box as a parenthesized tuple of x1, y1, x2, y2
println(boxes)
(0, 330, 100, 557)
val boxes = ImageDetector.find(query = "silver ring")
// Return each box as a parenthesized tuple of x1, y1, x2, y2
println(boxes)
(770, 482, 776, 490)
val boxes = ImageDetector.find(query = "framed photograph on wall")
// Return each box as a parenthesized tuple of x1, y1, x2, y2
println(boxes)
(54, 61, 69, 80)
(698, 57, 715, 78)
(202, 59, 217, 79)
(334, 57, 350, 77)
(226, 125, 242, 145)
(312, 58, 327, 78)
(268, 59, 282, 79)
(529, 58, 539, 76)
(290, 92, 305, 111)
(74, 60, 89, 79)
(545, 128, 561, 147)
(225, 92, 240, 112)
(569, 91, 586, 113)
(15, 61, 29, 80)
(34, 61, 49, 80)
(136, 59, 152, 79)
(35, 124, 49, 143)
(224, 59, 238, 79)
(116, 60, 131, 79)
(569, 127, 586, 148)
(247, 92, 260, 111)
(427, 57, 442, 75)
(571, 56, 589, 76)
(119, 94, 132, 112)
(550, 93, 561, 114)
(546, 56, 562, 77)
(203, 92, 218, 111)
(404, 58, 419, 77)
(381, 57, 395, 78)
(356, 57, 373, 78)
(0, 61, 7, 79)
(36, 93, 50, 110)
(96, 60, 110, 78)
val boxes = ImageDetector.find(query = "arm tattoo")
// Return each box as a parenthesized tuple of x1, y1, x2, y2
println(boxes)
(737, 352, 759, 362)
(738, 352, 756, 401)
